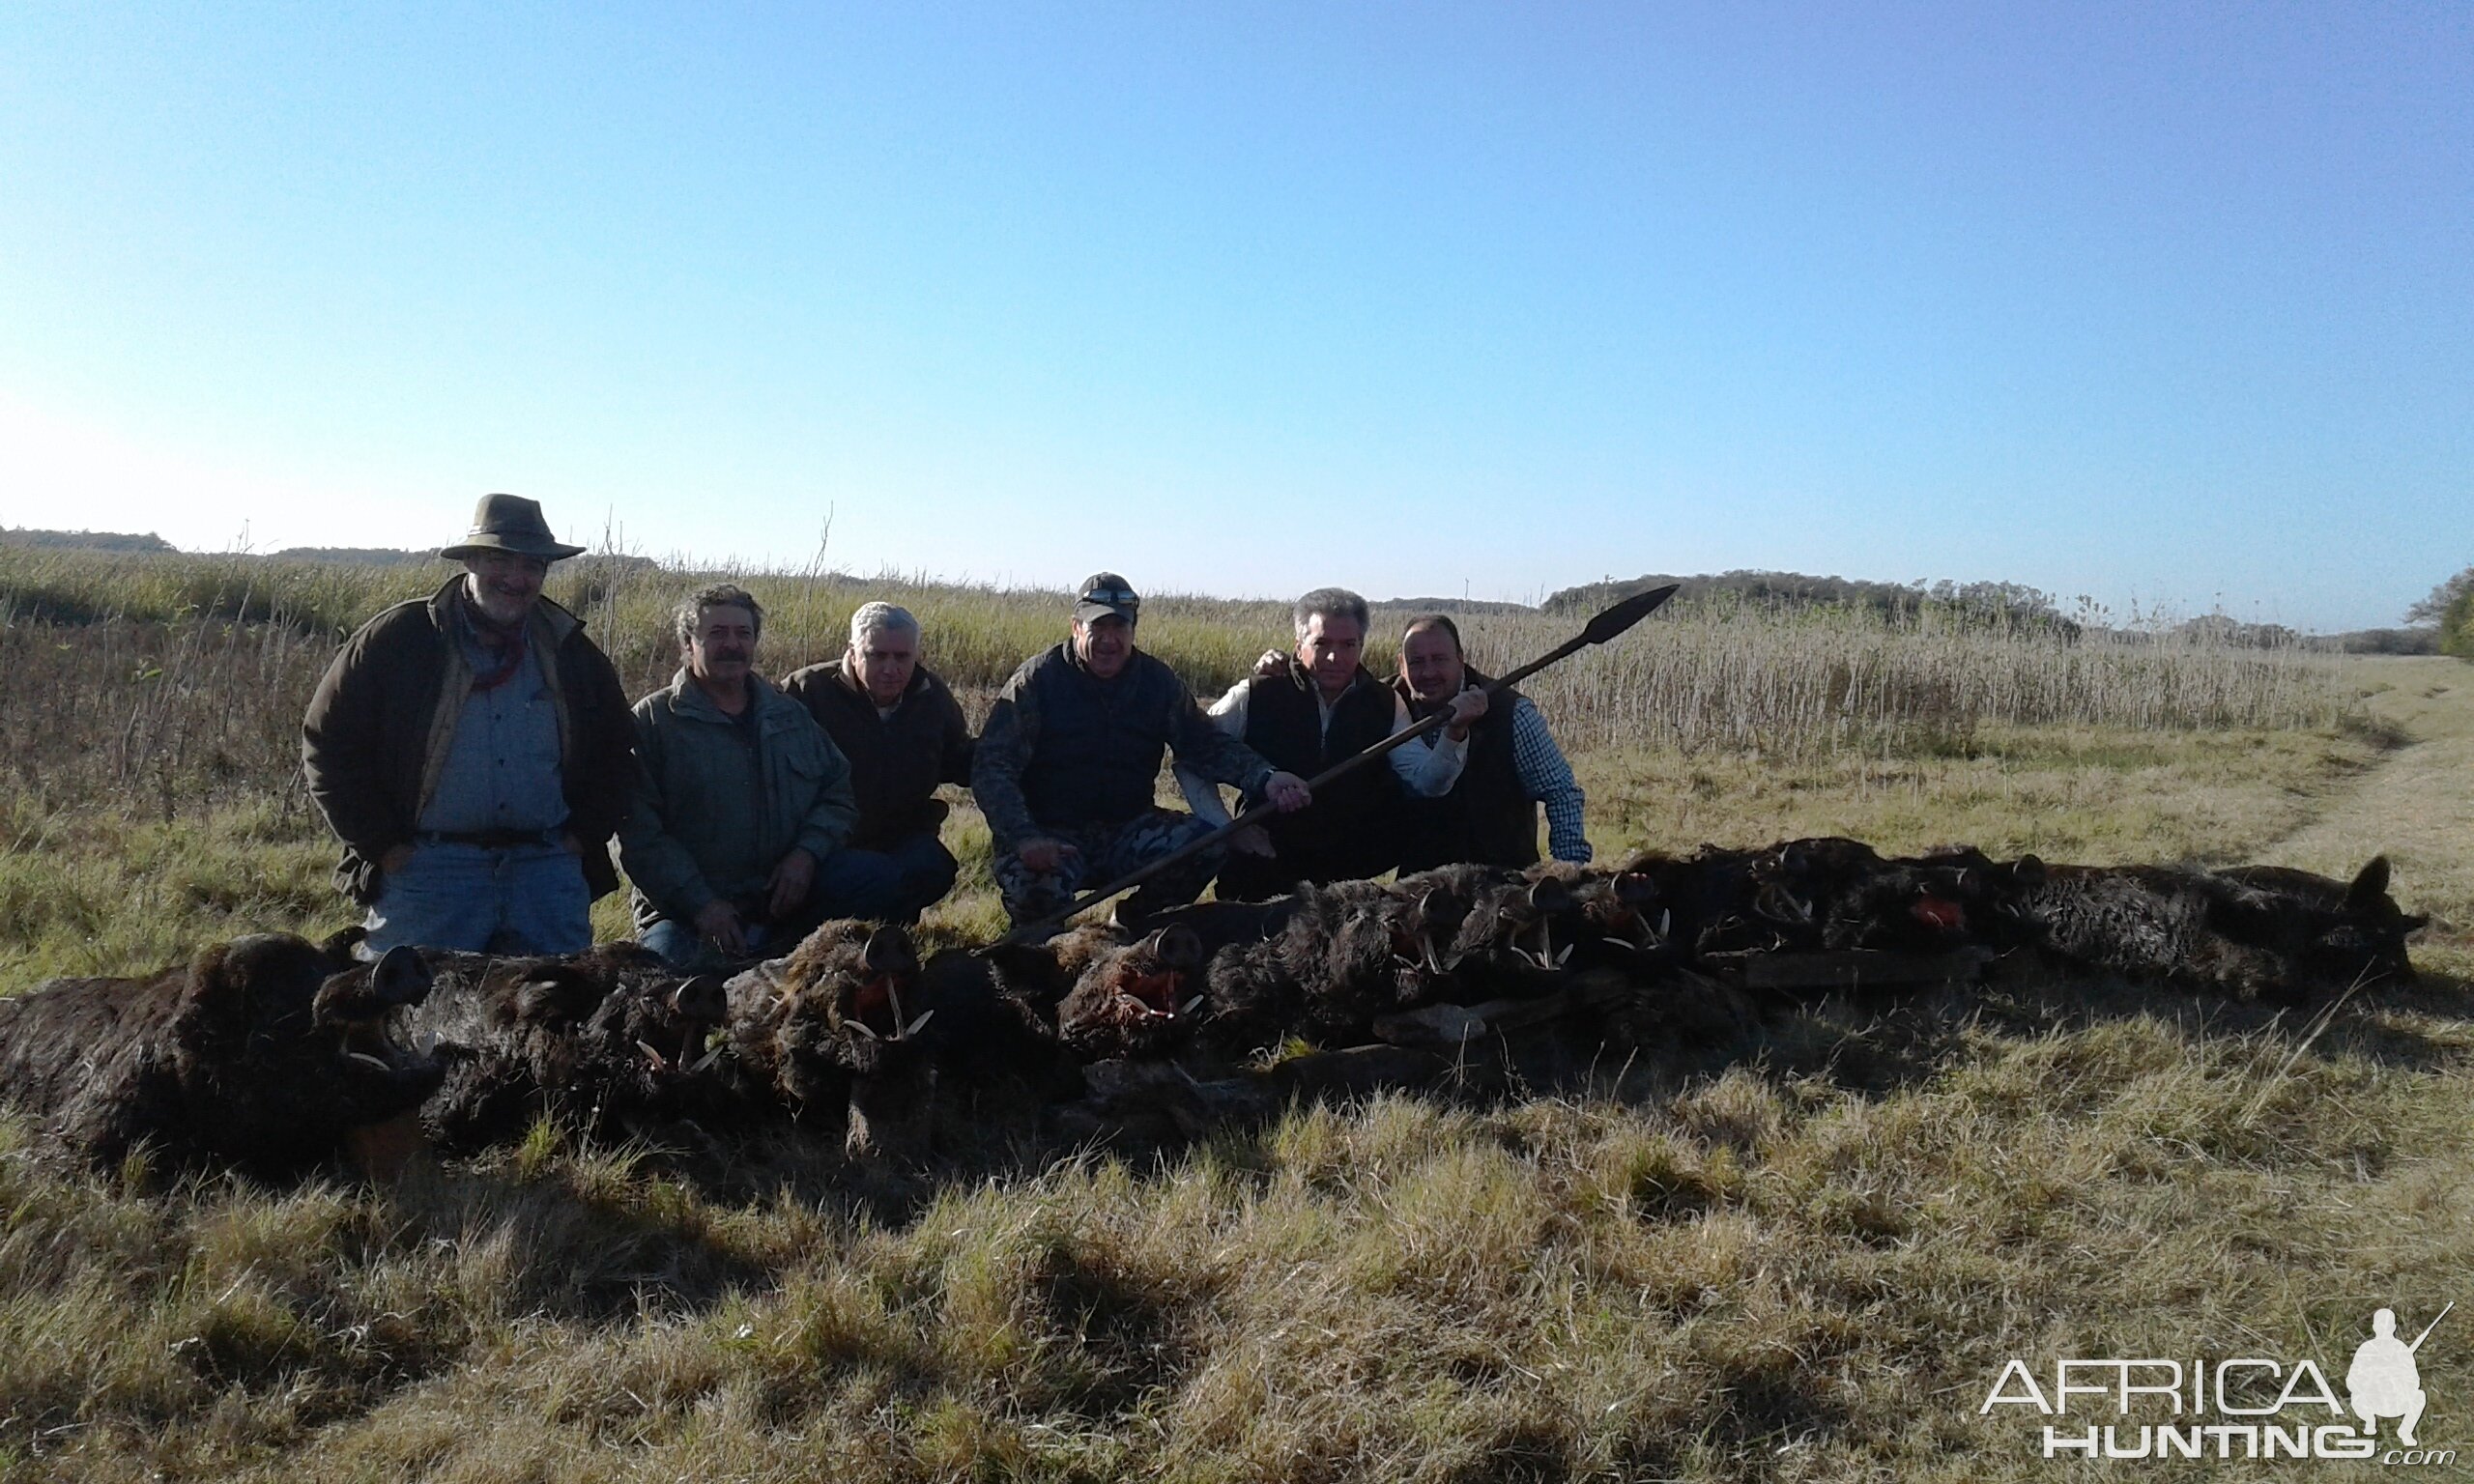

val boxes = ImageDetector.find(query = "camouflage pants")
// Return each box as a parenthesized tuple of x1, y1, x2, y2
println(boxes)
(993, 809, 1225, 929)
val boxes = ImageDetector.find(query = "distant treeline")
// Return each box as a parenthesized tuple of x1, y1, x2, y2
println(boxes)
(1, 528, 178, 555)
(1545, 570, 2082, 635)
(2328, 628, 2441, 656)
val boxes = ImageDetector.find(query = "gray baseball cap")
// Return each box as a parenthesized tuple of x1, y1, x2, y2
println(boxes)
(1073, 572, 1140, 624)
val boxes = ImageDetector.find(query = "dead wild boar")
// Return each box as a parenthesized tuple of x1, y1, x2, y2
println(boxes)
(1567, 866, 1681, 974)
(0, 933, 442, 1179)
(2013, 855, 2422, 1002)
(725, 922, 934, 1160)
(1198, 877, 1443, 1057)
(1752, 839, 2025, 956)
(405, 943, 728, 1153)
(1442, 872, 1589, 999)
(1055, 923, 1209, 1062)
(909, 942, 1082, 1108)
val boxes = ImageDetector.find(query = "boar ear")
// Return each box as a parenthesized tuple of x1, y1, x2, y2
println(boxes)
(1154, 923, 1203, 969)
(2345, 857, 2393, 910)
(174, 943, 252, 1050)
(371, 945, 432, 1007)
(861, 926, 915, 976)
(2011, 854, 2048, 885)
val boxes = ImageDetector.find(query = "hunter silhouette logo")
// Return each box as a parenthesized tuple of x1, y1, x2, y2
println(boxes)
(1982, 1300, 2459, 1465)
(2348, 1303, 2450, 1448)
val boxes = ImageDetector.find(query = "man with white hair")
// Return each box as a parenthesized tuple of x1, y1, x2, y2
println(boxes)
(781, 602, 975, 922)
(1179, 586, 1483, 899)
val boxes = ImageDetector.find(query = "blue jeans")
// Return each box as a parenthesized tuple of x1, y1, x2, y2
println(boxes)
(831, 831, 961, 923)
(638, 837, 963, 970)
(363, 842, 591, 956)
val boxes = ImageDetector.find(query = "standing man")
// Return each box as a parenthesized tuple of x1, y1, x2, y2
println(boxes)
(1390, 614, 1592, 870)
(781, 602, 975, 922)
(619, 585, 912, 969)
(302, 495, 636, 955)
(1178, 587, 1485, 899)
(973, 573, 1312, 929)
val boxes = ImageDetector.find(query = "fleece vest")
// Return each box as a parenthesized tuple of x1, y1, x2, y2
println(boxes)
(1241, 662, 1399, 859)
(1391, 666, 1539, 870)
(1021, 646, 1187, 829)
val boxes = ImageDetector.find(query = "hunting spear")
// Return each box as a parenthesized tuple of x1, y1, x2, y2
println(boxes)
(998, 584, 1682, 945)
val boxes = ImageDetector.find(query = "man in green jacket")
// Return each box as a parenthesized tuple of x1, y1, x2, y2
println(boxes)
(618, 585, 894, 969)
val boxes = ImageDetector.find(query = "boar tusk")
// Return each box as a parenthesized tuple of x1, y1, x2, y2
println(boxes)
(905, 1010, 935, 1038)
(690, 1042, 725, 1074)
(344, 1050, 391, 1071)
(637, 1039, 672, 1071)
(1179, 995, 1203, 1015)
(849, 1021, 878, 1041)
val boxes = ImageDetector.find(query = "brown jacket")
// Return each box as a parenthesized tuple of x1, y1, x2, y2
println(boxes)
(781, 659, 975, 851)
(301, 578, 637, 905)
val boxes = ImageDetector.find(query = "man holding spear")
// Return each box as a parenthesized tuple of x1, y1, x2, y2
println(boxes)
(1390, 613, 1593, 870)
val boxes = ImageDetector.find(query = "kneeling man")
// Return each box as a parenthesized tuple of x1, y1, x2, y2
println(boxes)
(1180, 586, 1484, 899)
(1392, 614, 1592, 869)
(619, 585, 907, 969)
(782, 602, 975, 922)
(973, 573, 1309, 929)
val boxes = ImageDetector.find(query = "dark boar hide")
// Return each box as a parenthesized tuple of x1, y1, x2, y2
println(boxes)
(0, 934, 440, 1178)
(407, 943, 727, 1152)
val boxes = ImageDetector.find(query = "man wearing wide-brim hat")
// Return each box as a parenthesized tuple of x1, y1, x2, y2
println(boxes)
(302, 495, 637, 954)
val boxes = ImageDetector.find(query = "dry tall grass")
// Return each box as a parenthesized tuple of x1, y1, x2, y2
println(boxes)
(2, 547, 2463, 1482)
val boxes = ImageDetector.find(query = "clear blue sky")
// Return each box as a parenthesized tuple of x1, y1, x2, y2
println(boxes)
(2, 3, 2466, 631)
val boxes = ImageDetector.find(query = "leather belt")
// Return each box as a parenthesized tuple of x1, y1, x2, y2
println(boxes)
(417, 829, 557, 849)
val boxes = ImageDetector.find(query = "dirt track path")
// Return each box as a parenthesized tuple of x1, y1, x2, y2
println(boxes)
(2262, 657, 2474, 946)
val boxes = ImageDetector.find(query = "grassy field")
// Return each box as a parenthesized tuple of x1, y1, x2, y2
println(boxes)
(0, 551, 2468, 1481)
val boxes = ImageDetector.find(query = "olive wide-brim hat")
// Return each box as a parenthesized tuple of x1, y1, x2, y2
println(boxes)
(439, 494, 588, 562)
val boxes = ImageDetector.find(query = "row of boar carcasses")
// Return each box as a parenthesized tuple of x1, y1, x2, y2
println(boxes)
(0, 840, 2426, 1181)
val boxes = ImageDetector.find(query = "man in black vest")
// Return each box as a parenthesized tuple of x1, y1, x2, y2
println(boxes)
(1181, 587, 1486, 899)
(973, 573, 1312, 929)
(1390, 614, 1593, 870)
